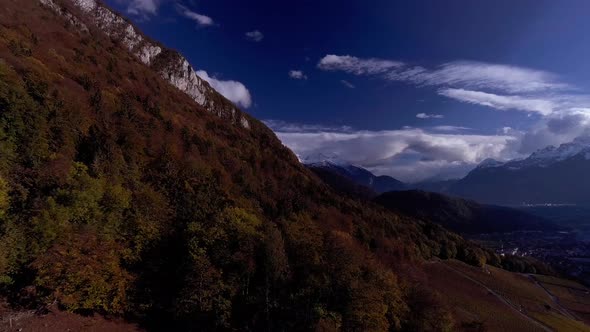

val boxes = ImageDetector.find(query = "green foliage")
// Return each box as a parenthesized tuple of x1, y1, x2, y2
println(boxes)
(32, 233, 132, 314)
(0, 175, 8, 220)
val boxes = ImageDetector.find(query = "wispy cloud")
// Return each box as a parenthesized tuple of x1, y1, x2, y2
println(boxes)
(341, 80, 355, 89)
(318, 56, 568, 94)
(264, 120, 352, 133)
(289, 70, 308, 80)
(387, 61, 569, 93)
(127, 0, 160, 17)
(416, 113, 444, 119)
(196, 70, 252, 108)
(318, 55, 403, 75)
(318, 54, 590, 119)
(438, 89, 555, 115)
(431, 125, 472, 132)
(245, 30, 264, 42)
(177, 4, 214, 27)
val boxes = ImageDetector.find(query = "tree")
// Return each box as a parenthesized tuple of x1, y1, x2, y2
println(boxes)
(0, 175, 8, 220)
(32, 232, 132, 314)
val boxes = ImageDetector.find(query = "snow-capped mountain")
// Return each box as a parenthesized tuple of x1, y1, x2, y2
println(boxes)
(475, 158, 506, 169)
(478, 136, 590, 171)
(302, 154, 406, 194)
(300, 152, 351, 167)
(449, 136, 590, 206)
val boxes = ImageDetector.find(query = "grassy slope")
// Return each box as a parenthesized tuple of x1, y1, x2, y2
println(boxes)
(424, 260, 590, 332)
(534, 275, 590, 324)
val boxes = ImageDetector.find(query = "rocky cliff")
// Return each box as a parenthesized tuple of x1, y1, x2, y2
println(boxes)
(39, 0, 250, 128)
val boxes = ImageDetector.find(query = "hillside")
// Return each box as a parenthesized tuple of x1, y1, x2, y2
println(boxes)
(307, 165, 378, 199)
(374, 191, 561, 234)
(423, 259, 590, 332)
(0, 0, 581, 331)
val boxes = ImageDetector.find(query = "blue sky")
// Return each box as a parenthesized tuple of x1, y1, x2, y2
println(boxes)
(108, 0, 590, 181)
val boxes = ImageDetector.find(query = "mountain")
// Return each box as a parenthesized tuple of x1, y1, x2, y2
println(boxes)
(374, 190, 561, 234)
(449, 137, 590, 206)
(411, 178, 458, 193)
(40, 0, 250, 128)
(0, 1, 581, 330)
(303, 155, 407, 194)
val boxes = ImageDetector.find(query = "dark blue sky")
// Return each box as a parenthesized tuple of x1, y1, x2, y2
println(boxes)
(107, 0, 590, 181)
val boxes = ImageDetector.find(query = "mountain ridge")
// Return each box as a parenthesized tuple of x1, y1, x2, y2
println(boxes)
(303, 156, 407, 194)
(40, 0, 250, 128)
(374, 190, 562, 234)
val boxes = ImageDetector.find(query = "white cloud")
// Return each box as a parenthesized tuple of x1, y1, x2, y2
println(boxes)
(319, 55, 568, 94)
(340, 80, 355, 89)
(177, 5, 214, 27)
(314, 53, 590, 176)
(196, 70, 252, 108)
(416, 113, 444, 119)
(266, 120, 520, 182)
(439, 88, 555, 115)
(318, 55, 403, 75)
(388, 61, 569, 93)
(289, 70, 308, 80)
(245, 30, 264, 42)
(127, 0, 160, 16)
(318, 54, 580, 116)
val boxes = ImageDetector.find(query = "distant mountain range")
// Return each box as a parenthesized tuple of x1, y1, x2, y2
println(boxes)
(304, 156, 561, 234)
(450, 136, 590, 206)
(374, 190, 561, 234)
(303, 153, 406, 194)
(304, 136, 590, 206)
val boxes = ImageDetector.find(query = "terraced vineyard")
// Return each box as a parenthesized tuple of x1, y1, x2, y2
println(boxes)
(424, 260, 590, 332)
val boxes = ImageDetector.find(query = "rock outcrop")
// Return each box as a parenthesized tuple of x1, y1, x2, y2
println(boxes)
(39, 0, 250, 128)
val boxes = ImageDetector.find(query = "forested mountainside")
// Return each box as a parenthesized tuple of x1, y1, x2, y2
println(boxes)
(0, 0, 563, 331)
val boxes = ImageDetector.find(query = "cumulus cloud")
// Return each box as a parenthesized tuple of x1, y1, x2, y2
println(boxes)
(266, 120, 520, 182)
(245, 30, 264, 42)
(340, 80, 355, 89)
(318, 55, 403, 75)
(416, 113, 444, 119)
(517, 110, 590, 153)
(177, 4, 214, 27)
(289, 70, 308, 80)
(196, 70, 252, 108)
(127, 0, 160, 16)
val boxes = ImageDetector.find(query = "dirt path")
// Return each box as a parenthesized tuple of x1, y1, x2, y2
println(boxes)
(439, 263, 554, 332)
(528, 274, 582, 321)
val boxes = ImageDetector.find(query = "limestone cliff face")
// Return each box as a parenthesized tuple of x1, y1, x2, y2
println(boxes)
(39, 0, 250, 129)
